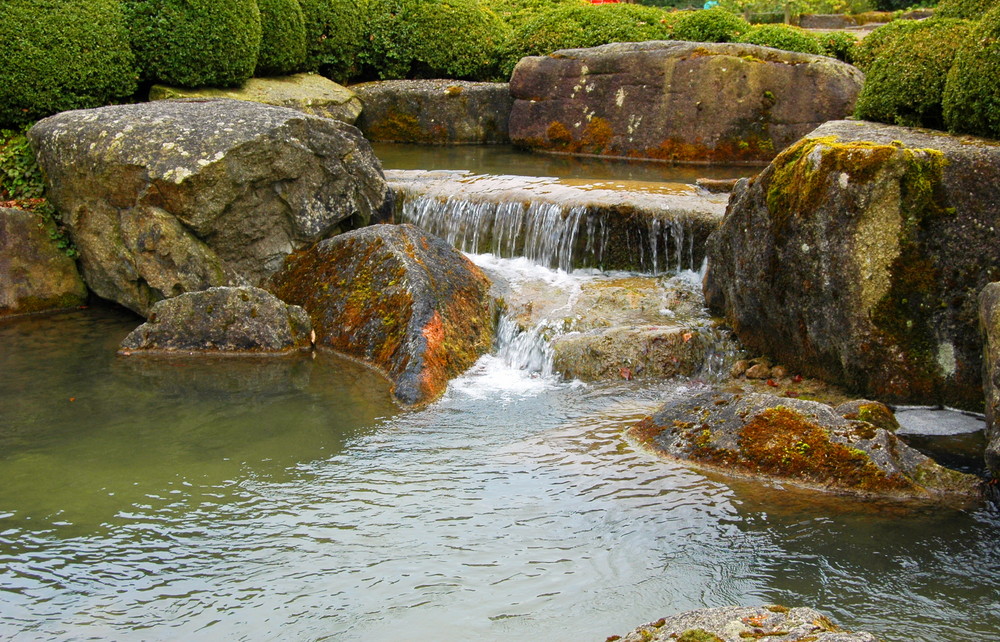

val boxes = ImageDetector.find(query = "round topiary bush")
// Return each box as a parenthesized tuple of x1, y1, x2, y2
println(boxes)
(735, 24, 823, 55)
(0, 0, 137, 127)
(366, 0, 512, 81)
(854, 19, 973, 129)
(814, 30, 858, 63)
(255, 0, 308, 77)
(943, 5, 1000, 138)
(124, 0, 262, 88)
(851, 19, 920, 73)
(935, 0, 998, 19)
(298, 0, 368, 83)
(672, 7, 749, 43)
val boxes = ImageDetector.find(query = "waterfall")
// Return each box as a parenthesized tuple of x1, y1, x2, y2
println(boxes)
(493, 315, 555, 377)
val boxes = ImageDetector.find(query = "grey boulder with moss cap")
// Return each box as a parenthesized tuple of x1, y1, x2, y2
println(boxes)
(704, 119, 1000, 411)
(29, 98, 393, 317)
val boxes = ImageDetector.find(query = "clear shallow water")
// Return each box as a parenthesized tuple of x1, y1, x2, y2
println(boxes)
(2, 303, 1000, 641)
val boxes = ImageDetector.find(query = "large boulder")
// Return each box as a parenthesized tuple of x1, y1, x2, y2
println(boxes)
(267, 224, 496, 406)
(353, 80, 513, 144)
(508, 41, 863, 163)
(980, 283, 1000, 477)
(705, 120, 1000, 411)
(0, 207, 87, 316)
(148, 74, 363, 125)
(628, 388, 981, 499)
(29, 99, 392, 316)
(119, 286, 312, 355)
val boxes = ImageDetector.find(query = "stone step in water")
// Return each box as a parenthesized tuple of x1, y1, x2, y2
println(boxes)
(386, 169, 729, 274)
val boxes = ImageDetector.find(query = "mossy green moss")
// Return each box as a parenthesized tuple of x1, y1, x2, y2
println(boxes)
(677, 629, 724, 642)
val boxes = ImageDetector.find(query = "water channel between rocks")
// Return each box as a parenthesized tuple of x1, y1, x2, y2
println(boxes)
(1, 147, 999, 641)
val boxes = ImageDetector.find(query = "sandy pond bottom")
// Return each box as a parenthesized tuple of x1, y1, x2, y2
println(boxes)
(1, 298, 999, 642)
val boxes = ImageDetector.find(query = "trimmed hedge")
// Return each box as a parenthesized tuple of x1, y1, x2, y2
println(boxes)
(485, 0, 588, 28)
(366, 0, 512, 81)
(851, 19, 920, 73)
(943, 5, 1000, 138)
(735, 24, 823, 55)
(124, 0, 262, 88)
(0, 0, 137, 128)
(936, 0, 999, 19)
(814, 30, 858, 63)
(855, 19, 973, 129)
(256, 0, 308, 77)
(672, 7, 749, 43)
(299, 0, 368, 83)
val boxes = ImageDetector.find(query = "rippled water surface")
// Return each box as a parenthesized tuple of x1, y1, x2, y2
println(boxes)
(2, 304, 999, 641)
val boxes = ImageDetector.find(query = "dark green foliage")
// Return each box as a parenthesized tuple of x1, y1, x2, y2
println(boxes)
(672, 7, 749, 43)
(943, 5, 1000, 138)
(124, 0, 262, 88)
(936, 0, 998, 19)
(366, 0, 512, 81)
(485, 0, 588, 28)
(0, 126, 44, 201)
(0, 0, 137, 128)
(298, 0, 368, 82)
(855, 19, 972, 129)
(256, 0, 308, 76)
(735, 24, 824, 55)
(814, 30, 858, 63)
(851, 19, 921, 73)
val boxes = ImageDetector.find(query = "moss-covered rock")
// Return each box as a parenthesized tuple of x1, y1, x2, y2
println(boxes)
(0, 0, 137, 127)
(979, 283, 1000, 478)
(267, 224, 496, 406)
(942, 4, 1000, 139)
(628, 389, 981, 498)
(704, 120, 1000, 410)
(255, 0, 308, 77)
(854, 18, 973, 130)
(735, 24, 823, 56)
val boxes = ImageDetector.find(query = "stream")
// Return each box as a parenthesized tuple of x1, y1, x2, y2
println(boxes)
(1, 147, 999, 641)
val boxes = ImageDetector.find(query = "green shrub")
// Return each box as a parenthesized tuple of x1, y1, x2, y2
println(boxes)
(298, 0, 368, 83)
(255, 0, 308, 76)
(814, 30, 858, 63)
(366, 0, 512, 81)
(485, 0, 588, 28)
(851, 19, 920, 73)
(936, 0, 998, 19)
(735, 24, 824, 55)
(0, 0, 137, 128)
(855, 19, 973, 129)
(0, 126, 44, 201)
(672, 7, 749, 43)
(943, 5, 1000, 138)
(124, 0, 262, 88)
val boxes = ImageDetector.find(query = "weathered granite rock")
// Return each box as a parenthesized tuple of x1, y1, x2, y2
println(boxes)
(614, 605, 879, 642)
(628, 388, 981, 498)
(29, 99, 392, 316)
(509, 41, 863, 163)
(119, 286, 312, 354)
(979, 283, 1000, 477)
(267, 224, 496, 406)
(353, 80, 513, 144)
(705, 120, 1000, 411)
(149, 74, 363, 125)
(552, 325, 712, 381)
(0, 207, 87, 316)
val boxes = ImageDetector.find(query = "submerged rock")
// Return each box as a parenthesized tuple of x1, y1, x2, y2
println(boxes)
(509, 41, 862, 163)
(148, 73, 363, 125)
(705, 120, 1000, 411)
(612, 605, 879, 642)
(353, 79, 513, 144)
(29, 99, 392, 316)
(628, 389, 981, 499)
(119, 286, 312, 354)
(267, 224, 496, 406)
(0, 207, 87, 316)
(980, 283, 1000, 477)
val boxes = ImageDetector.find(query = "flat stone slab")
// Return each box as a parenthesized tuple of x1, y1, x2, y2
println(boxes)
(388, 169, 728, 273)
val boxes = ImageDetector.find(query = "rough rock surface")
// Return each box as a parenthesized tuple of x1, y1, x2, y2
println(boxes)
(509, 41, 863, 163)
(353, 80, 513, 144)
(628, 388, 981, 498)
(980, 283, 1000, 477)
(613, 605, 879, 642)
(705, 120, 1000, 411)
(267, 224, 496, 406)
(148, 73, 363, 124)
(119, 286, 312, 354)
(29, 99, 392, 316)
(0, 207, 87, 316)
